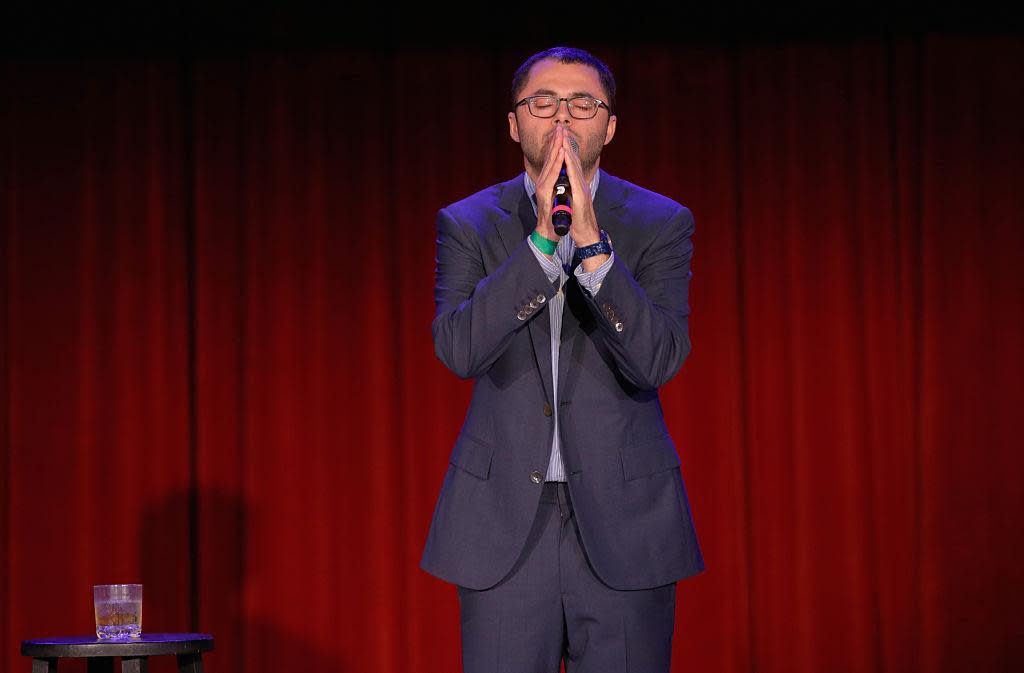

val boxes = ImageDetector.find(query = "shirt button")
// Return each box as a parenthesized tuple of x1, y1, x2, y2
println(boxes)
(530, 470, 543, 484)
(543, 403, 553, 417)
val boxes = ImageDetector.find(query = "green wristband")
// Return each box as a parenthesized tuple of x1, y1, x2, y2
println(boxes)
(530, 230, 558, 255)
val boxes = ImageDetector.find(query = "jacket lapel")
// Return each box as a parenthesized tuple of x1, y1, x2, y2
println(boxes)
(556, 170, 628, 400)
(495, 175, 555, 407)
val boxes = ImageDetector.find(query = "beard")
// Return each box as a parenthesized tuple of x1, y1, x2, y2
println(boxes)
(523, 126, 605, 178)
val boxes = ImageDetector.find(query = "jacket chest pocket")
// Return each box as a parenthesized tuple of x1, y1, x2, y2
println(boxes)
(619, 433, 681, 481)
(449, 432, 495, 480)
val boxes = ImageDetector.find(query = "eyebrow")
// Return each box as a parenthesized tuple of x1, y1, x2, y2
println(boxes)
(528, 88, 598, 99)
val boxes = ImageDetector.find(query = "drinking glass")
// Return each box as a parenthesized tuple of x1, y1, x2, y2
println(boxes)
(93, 584, 143, 639)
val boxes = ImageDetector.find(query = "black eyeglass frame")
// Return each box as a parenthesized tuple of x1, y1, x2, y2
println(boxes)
(513, 95, 612, 119)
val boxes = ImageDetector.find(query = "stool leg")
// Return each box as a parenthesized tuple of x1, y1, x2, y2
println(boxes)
(31, 658, 57, 673)
(176, 653, 205, 673)
(120, 657, 149, 673)
(87, 657, 114, 673)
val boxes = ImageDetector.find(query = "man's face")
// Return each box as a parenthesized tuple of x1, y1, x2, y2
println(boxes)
(508, 59, 617, 179)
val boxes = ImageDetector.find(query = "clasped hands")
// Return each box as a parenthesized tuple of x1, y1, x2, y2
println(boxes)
(533, 126, 609, 271)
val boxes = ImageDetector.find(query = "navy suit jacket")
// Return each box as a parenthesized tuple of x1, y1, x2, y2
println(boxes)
(420, 169, 705, 591)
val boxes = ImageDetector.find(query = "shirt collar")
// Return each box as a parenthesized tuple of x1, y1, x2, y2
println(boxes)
(523, 169, 601, 215)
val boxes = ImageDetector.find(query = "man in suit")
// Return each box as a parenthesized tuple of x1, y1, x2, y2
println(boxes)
(420, 46, 704, 672)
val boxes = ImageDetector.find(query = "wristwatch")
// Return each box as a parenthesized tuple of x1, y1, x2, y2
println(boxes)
(575, 229, 612, 261)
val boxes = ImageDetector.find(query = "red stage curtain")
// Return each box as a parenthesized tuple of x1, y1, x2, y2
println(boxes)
(2, 37, 1021, 673)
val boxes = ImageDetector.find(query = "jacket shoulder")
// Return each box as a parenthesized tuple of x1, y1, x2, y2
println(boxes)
(439, 176, 521, 235)
(607, 173, 690, 220)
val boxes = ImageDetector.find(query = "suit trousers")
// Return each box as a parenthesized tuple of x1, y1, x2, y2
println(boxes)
(456, 481, 677, 672)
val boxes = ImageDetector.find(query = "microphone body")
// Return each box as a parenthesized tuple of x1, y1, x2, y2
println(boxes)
(551, 137, 579, 237)
(552, 168, 572, 236)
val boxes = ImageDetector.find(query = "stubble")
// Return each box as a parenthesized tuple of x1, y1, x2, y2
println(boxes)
(522, 125, 606, 178)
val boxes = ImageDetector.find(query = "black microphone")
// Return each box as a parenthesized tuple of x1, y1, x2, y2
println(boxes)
(551, 137, 579, 237)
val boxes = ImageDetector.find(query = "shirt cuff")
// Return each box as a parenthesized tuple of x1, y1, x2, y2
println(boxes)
(574, 251, 615, 295)
(528, 235, 562, 284)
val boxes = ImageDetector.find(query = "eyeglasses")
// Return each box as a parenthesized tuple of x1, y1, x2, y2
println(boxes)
(514, 95, 610, 120)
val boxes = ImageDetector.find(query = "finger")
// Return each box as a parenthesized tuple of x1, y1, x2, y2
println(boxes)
(561, 139, 588, 200)
(551, 126, 568, 162)
(564, 133, 583, 169)
(541, 145, 565, 184)
(548, 128, 563, 158)
(547, 126, 565, 159)
(536, 147, 566, 205)
(539, 134, 563, 177)
(562, 133, 579, 168)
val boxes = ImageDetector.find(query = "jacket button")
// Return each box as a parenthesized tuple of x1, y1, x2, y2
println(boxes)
(543, 403, 553, 416)
(614, 321, 624, 332)
(536, 294, 546, 303)
(530, 470, 543, 484)
(516, 310, 527, 320)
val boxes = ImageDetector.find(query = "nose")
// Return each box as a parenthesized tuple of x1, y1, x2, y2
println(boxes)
(553, 98, 572, 124)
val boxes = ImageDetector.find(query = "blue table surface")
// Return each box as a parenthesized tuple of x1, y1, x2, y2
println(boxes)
(24, 634, 212, 645)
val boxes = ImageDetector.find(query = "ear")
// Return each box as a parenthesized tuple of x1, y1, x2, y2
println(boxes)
(508, 111, 521, 143)
(603, 114, 617, 146)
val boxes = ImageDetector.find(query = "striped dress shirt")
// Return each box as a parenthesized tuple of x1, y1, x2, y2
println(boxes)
(524, 171, 615, 482)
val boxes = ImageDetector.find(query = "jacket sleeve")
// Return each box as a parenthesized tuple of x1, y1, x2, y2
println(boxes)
(431, 207, 558, 379)
(580, 204, 695, 391)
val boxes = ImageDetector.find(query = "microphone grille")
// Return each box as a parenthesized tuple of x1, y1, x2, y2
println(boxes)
(569, 137, 579, 154)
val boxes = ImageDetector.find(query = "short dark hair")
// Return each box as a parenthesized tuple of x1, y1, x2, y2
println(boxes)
(511, 46, 616, 113)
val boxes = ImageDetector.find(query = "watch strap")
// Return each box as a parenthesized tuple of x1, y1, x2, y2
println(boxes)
(575, 230, 612, 260)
